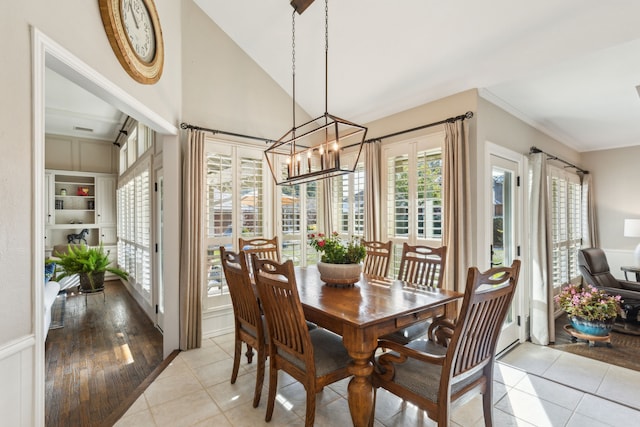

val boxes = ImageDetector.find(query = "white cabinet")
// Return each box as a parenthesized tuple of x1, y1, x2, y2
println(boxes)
(96, 177, 117, 225)
(44, 170, 117, 255)
(100, 226, 117, 245)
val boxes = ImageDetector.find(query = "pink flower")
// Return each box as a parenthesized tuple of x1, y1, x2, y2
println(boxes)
(318, 241, 325, 247)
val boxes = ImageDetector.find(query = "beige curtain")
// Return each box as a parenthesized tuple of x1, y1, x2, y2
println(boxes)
(179, 129, 204, 350)
(582, 173, 598, 248)
(443, 120, 471, 293)
(529, 152, 554, 344)
(364, 141, 382, 241)
(322, 179, 334, 233)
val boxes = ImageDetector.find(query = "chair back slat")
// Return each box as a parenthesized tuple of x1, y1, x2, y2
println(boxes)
(240, 236, 280, 273)
(220, 247, 263, 337)
(362, 240, 392, 279)
(447, 261, 521, 380)
(251, 256, 314, 367)
(397, 243, 447, 289)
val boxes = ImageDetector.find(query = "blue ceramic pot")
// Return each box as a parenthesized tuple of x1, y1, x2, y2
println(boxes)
(570, 316, 614, 336)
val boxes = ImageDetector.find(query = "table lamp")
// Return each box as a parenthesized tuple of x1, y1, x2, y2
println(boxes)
(624, 219, 640, 266)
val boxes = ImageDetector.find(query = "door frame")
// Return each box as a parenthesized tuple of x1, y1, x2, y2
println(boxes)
(32, 28, 178, 425)
(484, 142, 528, 352)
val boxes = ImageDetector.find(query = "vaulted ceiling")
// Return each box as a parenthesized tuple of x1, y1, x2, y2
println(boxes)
(46, 1, 640, 153)
(195, 0, 640, 152)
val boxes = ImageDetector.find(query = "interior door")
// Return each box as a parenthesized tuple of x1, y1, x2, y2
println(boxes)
(491, 154, 521, 353)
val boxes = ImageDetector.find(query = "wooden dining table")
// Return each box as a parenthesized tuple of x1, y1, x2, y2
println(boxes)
(294, 267, 463, 427)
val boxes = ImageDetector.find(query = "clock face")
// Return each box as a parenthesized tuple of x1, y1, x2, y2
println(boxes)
(121, 0, 156, 63)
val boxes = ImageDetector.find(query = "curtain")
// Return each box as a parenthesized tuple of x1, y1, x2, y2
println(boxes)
(364, 140, 382, 241)
(322, 179, 333, 233)
(443, 120, 471, 293)
(582, 173, 598, 248)
(529, 152, 554, 344)
(179, 129, 204, 350)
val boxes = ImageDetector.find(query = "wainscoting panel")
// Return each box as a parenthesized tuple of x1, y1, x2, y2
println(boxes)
(603, 249, 636, 280)
(202, 306, 234, 339)
(0, 335, 35, 427)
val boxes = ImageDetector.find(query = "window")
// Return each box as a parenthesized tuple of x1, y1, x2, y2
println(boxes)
(204, 141, 266, 310)
(382, 133, 444, 275)
(119, 122, 154, 175)
(549, 166, 582, 288)
(332, 161, 365, 239)
(280, 180, 320, 266)
(117, 157, 152, 303)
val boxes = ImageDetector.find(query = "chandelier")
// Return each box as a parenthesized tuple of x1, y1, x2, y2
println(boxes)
(265, 0, 367, 186)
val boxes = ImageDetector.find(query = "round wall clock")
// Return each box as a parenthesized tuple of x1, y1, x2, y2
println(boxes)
(99, 0, 165, 84)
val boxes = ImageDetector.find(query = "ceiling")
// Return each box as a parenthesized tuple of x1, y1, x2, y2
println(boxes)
(45, 68, 126, 143)
(194, 0, 640, 152)
(46, 1, 640, 153)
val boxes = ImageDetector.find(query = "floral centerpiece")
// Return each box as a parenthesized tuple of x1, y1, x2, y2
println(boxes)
(555, 283, 621, 336)
(308, 232, 366, 286)
(308, 231, 366, 264)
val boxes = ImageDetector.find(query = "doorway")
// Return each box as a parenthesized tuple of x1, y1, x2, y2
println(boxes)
(487, 146, 525, 354)
(33, 28, 179, 425)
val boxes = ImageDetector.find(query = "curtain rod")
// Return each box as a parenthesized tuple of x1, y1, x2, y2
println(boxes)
(529, 146, 588, 174)
(113, 116, 131, 147)
(180, 110, 474, 148)
(179, 122, 276, 144)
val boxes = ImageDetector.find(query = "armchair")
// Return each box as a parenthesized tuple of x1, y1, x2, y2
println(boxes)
(578, 248, 640, 321)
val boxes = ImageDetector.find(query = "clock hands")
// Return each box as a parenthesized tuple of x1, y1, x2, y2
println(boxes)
(128, 1, 140, 29)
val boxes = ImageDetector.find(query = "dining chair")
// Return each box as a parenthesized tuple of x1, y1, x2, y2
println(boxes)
(251, 255, 352, 427)
(362, 240, 392, 279)
(370, 260, 521, 427)
(397, 242, 447, 289)
(383, 243, 448, 344)
(239, 236, 280, 273)
(219, 246, 266, 408)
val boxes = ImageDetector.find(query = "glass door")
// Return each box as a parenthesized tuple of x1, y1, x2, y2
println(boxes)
(491, 154, 521, 353)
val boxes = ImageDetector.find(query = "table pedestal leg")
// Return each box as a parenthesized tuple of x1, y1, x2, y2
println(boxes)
(347, 355, 374, 427)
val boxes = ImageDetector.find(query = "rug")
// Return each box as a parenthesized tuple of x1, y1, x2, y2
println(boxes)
(49, 292, 66, 330)
(551, 313, 640, 372)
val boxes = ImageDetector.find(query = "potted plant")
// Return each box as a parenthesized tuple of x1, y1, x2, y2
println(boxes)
(49, 244, 128, 292)
(555, 282, 622, 336)
(308, 232, 366, 287)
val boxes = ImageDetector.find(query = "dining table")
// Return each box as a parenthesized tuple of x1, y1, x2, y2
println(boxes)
(294, 267, 463, 427)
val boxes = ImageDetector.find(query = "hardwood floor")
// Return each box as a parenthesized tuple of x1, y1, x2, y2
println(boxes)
(45, 280, 164, 427)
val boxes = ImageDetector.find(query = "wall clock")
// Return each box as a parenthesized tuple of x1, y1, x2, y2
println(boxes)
(99, 0, 164, 84)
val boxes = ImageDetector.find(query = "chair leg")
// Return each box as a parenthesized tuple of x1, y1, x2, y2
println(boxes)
(265, 365, 278, 422)
(252, 348, 266, 408)
(245, 343, 255, 364)
(231, 337, 241, 384)
(304, 387, 316, 427)
(482, 391, 493, 427)
(368, 387, 377, 427)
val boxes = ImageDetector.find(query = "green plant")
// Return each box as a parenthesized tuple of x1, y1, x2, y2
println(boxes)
(308, 232, 366, 264)
(555, 283, 621, 321)
(48, 244, 128, 287)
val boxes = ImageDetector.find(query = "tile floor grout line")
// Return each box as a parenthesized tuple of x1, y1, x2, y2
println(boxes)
(496, 360, 640, 415)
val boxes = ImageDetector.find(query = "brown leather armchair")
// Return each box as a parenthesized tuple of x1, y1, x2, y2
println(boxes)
(578, 248, 640, 321)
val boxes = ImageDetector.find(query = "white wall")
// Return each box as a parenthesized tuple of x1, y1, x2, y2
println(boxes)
(1, 1, 181, 425)
(582, 145, 640, 278)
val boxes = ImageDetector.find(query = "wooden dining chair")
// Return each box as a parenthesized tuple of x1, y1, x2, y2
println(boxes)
(239, 236, 280, 273)
(219, 246, 266, 408)
(397, 242, 447, 289)
(383, 243, 448, 344)
(362, 240, 392, 279)
(371, 260, 521, 427)
(251, 255, 352, 427)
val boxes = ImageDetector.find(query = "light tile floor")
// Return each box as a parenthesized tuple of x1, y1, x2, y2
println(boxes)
(115, 334, 640, 426)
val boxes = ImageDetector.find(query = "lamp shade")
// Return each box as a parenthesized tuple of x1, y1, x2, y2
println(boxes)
(624, 219, 640, 238)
